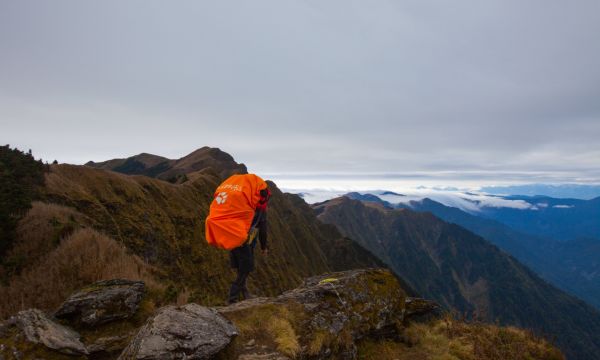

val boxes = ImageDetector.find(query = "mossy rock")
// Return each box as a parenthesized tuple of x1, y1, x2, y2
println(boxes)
(220, 268, 408, 359)
(54, 279, 145, 327)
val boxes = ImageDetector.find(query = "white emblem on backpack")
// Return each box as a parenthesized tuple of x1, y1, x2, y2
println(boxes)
(216, 192, 228, 204)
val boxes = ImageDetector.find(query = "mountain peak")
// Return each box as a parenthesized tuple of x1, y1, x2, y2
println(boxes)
(86, 146, 247, 182)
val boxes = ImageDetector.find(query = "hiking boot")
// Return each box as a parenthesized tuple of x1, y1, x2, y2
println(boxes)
(242, 289, 256, 300)
(227, 298, 239, 305)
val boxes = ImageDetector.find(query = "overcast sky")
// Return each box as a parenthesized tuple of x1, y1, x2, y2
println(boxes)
(1, 1, 599, 185)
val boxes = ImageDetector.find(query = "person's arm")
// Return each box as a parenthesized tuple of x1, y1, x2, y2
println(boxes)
(258, 211, 268, 251)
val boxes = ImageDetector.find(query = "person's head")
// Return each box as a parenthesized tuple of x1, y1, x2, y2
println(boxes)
(257, 187, 271, 210)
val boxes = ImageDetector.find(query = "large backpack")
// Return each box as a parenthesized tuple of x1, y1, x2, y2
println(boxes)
(205, 174, 268, 250)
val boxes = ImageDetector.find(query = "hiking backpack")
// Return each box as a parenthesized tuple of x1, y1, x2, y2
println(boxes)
(205, 174, 268, 250)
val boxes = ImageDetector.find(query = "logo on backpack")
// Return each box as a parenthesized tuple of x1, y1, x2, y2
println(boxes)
(216, 192, 228, 204)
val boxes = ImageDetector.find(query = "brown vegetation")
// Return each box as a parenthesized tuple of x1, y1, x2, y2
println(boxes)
(229, 303, 301, 357)
(36, 164, 381, 307)
(0, 202, 89, 280)
(0, 228, 160, 318)
(358, 316, 565, 360)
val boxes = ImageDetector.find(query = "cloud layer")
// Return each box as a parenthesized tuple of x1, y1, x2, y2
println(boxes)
(1, 1, 599, 183)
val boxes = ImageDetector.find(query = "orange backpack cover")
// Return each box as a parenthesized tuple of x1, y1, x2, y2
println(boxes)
(205, 174, 268, 250)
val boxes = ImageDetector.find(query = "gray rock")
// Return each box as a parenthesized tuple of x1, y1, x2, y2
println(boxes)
(118, 303, 238, 360)
(14, 309, 88, 355)
(55, 279, 145, 327)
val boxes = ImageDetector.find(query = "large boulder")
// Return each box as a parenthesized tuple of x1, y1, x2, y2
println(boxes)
(220, 268, 416, 359)
(55, 279, 145, 327)
(118, 303, 238, 360)
(11, 308, 88, 356)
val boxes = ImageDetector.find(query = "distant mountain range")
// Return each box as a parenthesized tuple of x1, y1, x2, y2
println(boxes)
(315, 196, 600, 360)
(473, 195, 600, 241)
(339, 191, 600, 309)
(397, 197, 600, 310)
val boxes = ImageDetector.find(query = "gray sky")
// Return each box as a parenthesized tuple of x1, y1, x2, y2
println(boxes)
(1, 1, 599, 184)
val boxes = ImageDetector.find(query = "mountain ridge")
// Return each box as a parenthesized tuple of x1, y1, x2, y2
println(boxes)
(315, 195, 600, 360)
(85, 146, 248, 182)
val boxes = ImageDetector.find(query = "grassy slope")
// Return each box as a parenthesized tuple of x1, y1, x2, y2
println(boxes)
(358, 318, 564, 360)
(5, 163, 381, 310)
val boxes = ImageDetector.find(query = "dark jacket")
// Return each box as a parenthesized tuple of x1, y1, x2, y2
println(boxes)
(230, 209, 267, 273)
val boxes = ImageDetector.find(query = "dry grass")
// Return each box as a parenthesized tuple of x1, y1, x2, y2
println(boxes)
(307, 330, 331, 356)
(358, 317, 565, 360)
(267, 316, 300, 357)
(226, 303, 301, 358)
(306, 328, 353, 356)
(0, 202, 86, 278)
(0, 228, 162, 319)
(176, 287, 192, 306)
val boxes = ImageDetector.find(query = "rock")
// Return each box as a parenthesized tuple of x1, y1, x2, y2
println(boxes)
(55, 279, 145, 327)
(13, 309, 88, 355)
(220, 269, 409, 359)
(118, 303, 238, 359)
(404, 297, 443, 323)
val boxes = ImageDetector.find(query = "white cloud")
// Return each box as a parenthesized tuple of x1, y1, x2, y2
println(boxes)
(553, 205, 574, 209)
(282, 182, 536, 213)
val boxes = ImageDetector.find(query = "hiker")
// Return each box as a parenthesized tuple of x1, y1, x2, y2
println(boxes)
(205, 174, 271, 304)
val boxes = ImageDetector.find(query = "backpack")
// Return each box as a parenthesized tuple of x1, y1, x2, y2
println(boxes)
(205, 174, 268, 250)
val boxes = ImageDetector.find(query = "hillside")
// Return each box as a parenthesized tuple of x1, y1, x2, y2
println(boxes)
(1, 148, 383, 318)
(401, 197, 600, 309)
(314, 196, 600, 360)
(0, 146, 47, 264)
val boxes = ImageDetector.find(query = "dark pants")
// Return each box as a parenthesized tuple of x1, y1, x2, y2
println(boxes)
(228, 242, 255, 303)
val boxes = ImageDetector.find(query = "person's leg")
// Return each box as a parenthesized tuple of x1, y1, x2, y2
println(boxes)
(228, 269, 249, 304)
(240, 273, 254, 300)
(241, 242, 257, 299)
(228, 247, 242, 304)
(228, 244, 254, 303)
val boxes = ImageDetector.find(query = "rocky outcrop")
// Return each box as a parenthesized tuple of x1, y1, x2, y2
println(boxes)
(0, 272, 438, 360)
(404, 297, 442, 323)
(118, 303, 238, 360)
(220, 268, 417, 359)
(55, 279, 145, 327)
(1, 270, 562, 360)
(10, 308, 88, 356)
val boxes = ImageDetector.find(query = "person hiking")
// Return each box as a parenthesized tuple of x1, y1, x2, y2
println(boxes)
(204, 174, 271, 304)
